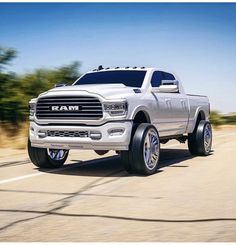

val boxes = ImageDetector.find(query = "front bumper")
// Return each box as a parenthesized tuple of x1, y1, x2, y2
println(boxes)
(29, 121, 133, 151)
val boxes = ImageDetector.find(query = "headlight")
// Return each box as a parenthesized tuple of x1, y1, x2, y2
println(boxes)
(103, 101, 128, 116)
(29, 102, 36, 116)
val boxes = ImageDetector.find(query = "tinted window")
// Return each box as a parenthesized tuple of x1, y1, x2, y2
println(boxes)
(163, 72, 175, 80)
(74, 70, 146, 88)
(151, 71, 163, 87)
(151, 71, 175, 87)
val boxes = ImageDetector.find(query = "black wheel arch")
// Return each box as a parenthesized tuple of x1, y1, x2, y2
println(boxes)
(133, 110, 151, 124)
(193, 110, 206, 132)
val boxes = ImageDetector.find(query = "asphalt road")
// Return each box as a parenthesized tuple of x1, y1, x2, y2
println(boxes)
(0, 127, 236, 242)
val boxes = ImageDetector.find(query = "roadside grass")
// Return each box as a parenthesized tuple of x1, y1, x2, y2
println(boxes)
(0, 122, 29, 149)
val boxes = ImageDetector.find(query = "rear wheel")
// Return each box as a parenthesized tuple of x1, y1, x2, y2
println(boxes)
(28, 138, 69, 168)
(188, 120, 212, 156)
(121, 123, 160, 175)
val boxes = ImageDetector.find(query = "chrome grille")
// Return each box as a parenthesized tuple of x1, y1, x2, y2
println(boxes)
(47, 130, 89, 138)
(36, 96, 103, 120)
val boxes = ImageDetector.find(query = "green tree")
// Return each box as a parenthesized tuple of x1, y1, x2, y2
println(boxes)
(0, 46, 19, 123)
(0, 46, 17, 71)
(0, 45, 81, 124)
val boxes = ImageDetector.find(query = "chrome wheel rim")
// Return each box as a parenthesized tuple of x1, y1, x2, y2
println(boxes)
(143, 128, 160, 170)
(204, 124, 212, 153)
(47, 149, 68, 161)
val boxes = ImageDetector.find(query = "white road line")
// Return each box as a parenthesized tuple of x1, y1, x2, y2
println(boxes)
(0, 131, 235, 185)
(0, 172, 45, 185)
(0, 164, 79, 185)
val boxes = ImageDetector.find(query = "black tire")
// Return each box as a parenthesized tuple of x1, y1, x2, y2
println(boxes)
(121, 123, 160, 175)
(188, 120, 212, 156)
(120, 150, 134, 174)
(28, 138, 69, 168)
(120, 123, 138, 174)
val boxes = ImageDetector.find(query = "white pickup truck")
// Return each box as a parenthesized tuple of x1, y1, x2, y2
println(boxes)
(28, 66, 212, 175)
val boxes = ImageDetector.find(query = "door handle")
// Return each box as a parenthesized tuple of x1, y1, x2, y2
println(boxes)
(181, 100, 187, 109)
(165, 98, 171, 109)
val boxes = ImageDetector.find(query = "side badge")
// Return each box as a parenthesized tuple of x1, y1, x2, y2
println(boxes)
(133, 89, 141, 94)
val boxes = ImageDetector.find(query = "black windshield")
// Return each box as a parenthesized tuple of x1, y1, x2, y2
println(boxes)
(74, 70, 146, 88)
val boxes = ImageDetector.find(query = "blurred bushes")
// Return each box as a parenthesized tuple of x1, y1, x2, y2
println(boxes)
(0, 46, 81, 126)
(210, 110, 225, 127)
(210, 111, 236, 127)
(222, 114, 236, 125)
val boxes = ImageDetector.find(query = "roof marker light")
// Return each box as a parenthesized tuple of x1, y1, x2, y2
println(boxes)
(98, 65, 104, 70)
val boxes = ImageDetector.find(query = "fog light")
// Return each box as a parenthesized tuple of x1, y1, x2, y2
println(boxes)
(108, 128, 124, 136)
(38, 131, 47, 138)
(90, 131, 102, 140)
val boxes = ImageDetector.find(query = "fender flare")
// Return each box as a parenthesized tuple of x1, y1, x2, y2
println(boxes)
(131, 106, 151, 123)
(189, 107, 208, 133)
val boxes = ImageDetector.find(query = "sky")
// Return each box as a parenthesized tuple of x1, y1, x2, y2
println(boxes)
(0, 3, 236, 113)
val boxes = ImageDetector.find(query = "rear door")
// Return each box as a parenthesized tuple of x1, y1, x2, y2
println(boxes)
(162, 72, 189, 134)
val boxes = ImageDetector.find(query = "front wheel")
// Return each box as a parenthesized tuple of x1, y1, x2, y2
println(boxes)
(121, 123, 160, 175)
(28, 138, 69, 168)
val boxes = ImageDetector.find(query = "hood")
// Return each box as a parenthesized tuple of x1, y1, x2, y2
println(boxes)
(40, 84, 138, 99)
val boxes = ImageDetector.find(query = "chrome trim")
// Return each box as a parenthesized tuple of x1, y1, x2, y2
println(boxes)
(36, 95, 103, 120)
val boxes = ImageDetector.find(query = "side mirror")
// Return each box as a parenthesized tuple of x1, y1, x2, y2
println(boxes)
(151, 80, 179, 93)
(158, 84, 179, 93)
(54, 83, 67, 88)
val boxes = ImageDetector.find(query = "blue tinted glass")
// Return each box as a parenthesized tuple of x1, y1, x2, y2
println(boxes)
(151, 71, 163, 87)
(163, 72, 175, 80)
(75, 70, 146, 88)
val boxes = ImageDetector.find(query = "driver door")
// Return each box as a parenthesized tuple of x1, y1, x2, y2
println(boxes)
(150, 71, 173, 137)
